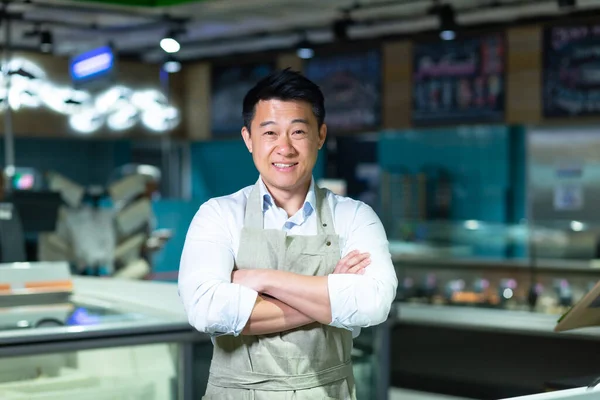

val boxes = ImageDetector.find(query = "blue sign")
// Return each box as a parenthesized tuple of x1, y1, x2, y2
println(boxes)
(70, 46, 115, 84)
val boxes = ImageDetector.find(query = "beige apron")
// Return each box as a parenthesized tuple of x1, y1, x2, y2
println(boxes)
(203, 182, 356, 400)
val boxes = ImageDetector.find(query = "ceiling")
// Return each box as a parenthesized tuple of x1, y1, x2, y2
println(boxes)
(1, 0, 600, 65)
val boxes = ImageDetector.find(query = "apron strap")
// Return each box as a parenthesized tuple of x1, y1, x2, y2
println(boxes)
(208, 359, 353, 391)
(243, 182, 264, 229)
(314, 184, 335, 236)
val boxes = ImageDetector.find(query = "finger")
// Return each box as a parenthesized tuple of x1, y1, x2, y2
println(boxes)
(334, 250, 360, 273)
(347, 258, 371, 274)
(335, 252, 369, 274)
(345, 252, 370, 268)
(333, 262, 349, 274)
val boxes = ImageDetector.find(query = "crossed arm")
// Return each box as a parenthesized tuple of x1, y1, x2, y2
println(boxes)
(234, 251, 370, 335)
(178, 199, 398, 338)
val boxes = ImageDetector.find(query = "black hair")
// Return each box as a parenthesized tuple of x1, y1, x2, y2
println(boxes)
(242, 68, 325, 131)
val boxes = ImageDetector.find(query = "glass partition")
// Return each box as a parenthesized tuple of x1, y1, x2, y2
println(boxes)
(390, 217, 600, 317)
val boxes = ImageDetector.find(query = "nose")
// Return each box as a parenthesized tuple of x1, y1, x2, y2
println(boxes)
(276, 135, 296, 157)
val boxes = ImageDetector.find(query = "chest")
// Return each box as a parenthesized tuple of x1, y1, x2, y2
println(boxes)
(234, 227, 341, 276)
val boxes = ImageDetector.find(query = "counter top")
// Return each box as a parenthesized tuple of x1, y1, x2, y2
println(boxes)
(396, 302, 600, 340)
(0, 277, 201, 349)
(3, 271, 599, 356)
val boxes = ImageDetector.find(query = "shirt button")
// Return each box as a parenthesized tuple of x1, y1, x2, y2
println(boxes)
(326, 241, 331, 246)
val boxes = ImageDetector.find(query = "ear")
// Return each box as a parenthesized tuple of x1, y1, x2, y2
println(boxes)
(241, 126, 252, 153)
(318, 123, 327, 150)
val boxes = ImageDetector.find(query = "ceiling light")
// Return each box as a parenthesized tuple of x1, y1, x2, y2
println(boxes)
(440, 30, 456, 41)
(295, 38, 314, 59)
(160, 37, 180, 53)
(432, 4, 457, 41)
(163, 56, 181, 73)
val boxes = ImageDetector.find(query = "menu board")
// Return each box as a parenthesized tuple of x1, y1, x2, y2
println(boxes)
(211, 63, 274, 137)
(412, 34, 505, 125)
(543, 23, 600, 118)
(305, 49, 381, 131)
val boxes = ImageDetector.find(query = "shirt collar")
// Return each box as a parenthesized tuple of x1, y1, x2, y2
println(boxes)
(258, 176, 316, 218)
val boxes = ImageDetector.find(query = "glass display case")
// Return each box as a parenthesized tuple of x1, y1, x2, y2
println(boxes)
(389, 218, 600, 318)
(0, 271, 391, 400)
(0, 342, 182, 400)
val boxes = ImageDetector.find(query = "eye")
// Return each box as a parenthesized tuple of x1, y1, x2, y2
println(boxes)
(263, 131, 276, 136)
(293, 130, 306, 135)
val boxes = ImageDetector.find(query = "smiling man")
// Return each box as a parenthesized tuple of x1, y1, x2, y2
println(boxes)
(178, 69, 398, 399)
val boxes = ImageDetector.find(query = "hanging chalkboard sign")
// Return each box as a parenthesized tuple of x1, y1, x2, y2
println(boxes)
(543, 23, 600, 118)
(412, 34, 505, 125)
(305, 49, 381, 132)
(211, 63, 274, 137)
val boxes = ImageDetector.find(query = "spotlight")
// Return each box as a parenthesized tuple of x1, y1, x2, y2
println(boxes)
(296, 38, 314, 59)
(160, 37, 180, 54)
(332, 15, 352, 41)
(163, 55, 181, 73)
(40, 30, 52, 53)
(431, 4, 457, 41)
(160, 28, 183, 53)
(440, 30, 456, 41)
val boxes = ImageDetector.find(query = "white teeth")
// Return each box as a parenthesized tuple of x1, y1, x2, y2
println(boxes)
(273, 163, 296, 168)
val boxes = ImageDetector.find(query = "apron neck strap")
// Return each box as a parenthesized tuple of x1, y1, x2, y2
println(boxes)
(244, 182, 264, 229)
(314, 185, 335, 235)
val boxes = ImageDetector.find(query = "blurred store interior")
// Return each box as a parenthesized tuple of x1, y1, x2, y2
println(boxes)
(2, 0, 600, 399)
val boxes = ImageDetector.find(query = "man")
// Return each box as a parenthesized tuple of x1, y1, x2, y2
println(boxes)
(178, 69, 398, 399)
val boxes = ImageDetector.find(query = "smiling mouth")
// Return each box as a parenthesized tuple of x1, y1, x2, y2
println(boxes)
(272, 162, 298, 169)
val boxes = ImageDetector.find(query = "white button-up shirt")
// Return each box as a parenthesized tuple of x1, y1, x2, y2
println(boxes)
(178, 177, 398, 338)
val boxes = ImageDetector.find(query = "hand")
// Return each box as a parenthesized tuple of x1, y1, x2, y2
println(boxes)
(333, 250, 370, 275)
(232, 269, 265, 292)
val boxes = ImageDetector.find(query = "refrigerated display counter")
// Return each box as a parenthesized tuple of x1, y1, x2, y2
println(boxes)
(389, 234, 600, 400)
(0, 262, 391, 400)
(0, 263, 209, 400)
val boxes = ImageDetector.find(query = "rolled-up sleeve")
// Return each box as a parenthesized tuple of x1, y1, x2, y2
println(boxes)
(178, 200, 258, 336)
(327, 203, 398, 329)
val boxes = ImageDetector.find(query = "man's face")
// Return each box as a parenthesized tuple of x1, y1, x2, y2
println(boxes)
(241, 99, 326, 195)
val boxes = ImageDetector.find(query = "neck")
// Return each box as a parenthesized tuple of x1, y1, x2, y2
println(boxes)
(264, 178, 311, 217)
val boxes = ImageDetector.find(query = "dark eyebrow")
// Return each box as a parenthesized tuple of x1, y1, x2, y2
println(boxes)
(259, 121, 276, 127)
(291, 118, 309, 125)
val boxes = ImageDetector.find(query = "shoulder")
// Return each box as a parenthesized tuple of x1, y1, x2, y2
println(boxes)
(324, 190, 382, 233)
